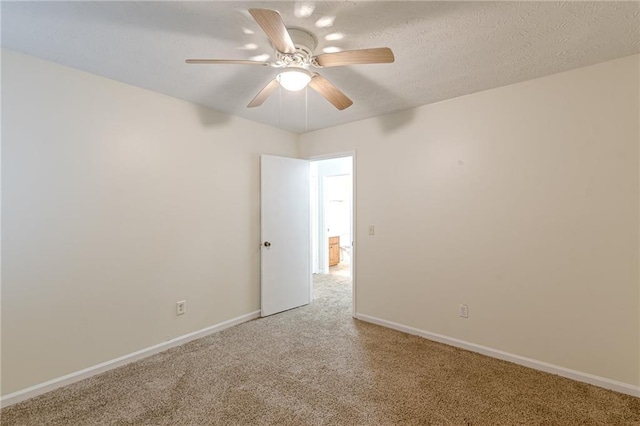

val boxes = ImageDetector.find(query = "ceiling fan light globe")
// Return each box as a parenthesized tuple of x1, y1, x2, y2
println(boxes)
(277, 68, 312, 91)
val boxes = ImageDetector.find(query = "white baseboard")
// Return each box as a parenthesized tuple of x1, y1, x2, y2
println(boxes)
(355, 313, 640, 398)
(0, 310, 261, 408)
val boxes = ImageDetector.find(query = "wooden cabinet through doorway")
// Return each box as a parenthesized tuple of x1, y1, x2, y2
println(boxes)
(329, 236, 340, 266)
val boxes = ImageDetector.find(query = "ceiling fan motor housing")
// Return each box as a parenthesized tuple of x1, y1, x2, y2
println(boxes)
(288, 28, 317, 55)
(275, 27, 318, 66)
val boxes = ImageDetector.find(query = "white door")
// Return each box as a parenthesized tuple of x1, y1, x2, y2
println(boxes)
(261, 155, 311, 317)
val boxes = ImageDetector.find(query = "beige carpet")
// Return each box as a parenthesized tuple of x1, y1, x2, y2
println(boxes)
(2, 274, 638, 425)
(329, 262, 350, 278)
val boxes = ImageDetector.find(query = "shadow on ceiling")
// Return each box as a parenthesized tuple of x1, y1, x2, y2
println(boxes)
(321, 66, 417, 134)
(190, 64, 278, 127)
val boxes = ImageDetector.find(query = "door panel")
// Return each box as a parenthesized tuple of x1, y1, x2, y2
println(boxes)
(261, 155, 310, 317)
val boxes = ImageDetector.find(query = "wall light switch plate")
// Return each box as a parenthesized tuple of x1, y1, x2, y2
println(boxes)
(368, 225, 375, 236)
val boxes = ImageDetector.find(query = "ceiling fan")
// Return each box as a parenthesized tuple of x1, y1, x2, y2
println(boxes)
(185, 8, 394, 110)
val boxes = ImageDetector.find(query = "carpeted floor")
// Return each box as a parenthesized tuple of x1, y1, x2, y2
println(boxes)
(329, 262, 350, 278)
(2, 274, 639, 425)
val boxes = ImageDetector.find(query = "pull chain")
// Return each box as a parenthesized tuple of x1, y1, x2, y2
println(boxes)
(278, 86, 282, 129)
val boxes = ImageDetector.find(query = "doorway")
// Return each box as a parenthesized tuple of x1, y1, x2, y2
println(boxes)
(310, 155, 354, 313)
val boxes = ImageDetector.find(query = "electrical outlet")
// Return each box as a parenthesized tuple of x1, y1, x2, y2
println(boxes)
(459, 304, 468, 318)
(368, 225, 375, 236)
(176, 300, 186, 316)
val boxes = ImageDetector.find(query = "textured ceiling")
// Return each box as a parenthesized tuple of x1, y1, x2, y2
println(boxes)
(2, 1, 639, 133)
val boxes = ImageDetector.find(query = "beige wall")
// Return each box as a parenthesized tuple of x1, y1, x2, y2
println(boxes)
(300, 55, 640, 387)
(1, 50, 298, 395)
(2, 49, 638, 396)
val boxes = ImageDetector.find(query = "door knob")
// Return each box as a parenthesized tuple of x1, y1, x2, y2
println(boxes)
(263, 241, 271, 247)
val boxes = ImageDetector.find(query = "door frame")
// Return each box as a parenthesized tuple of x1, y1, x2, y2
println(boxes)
(321, 173, 350, 273)
(306, 151, 356, 318)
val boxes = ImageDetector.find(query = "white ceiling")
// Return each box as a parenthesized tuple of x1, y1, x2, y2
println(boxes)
(2, 1, 639, 133)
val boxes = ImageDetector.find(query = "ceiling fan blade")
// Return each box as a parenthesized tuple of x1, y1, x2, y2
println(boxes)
(313, 47, 395, 67)
(249, 8, 295, 54)
(308, 74, 353, 110)
(248, 79, 280, 108)
(185, 59, 270, 66)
